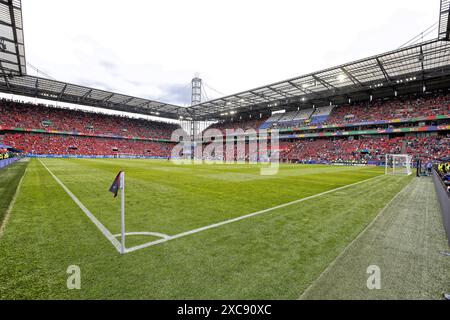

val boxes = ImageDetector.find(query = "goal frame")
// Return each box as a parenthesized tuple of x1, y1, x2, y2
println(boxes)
(385, 154, 413, 176)
(115, 153, 139, 159)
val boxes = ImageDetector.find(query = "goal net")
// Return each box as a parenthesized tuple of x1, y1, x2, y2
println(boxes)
(385, 154, 412, 175)
(115, 153, 139, 159)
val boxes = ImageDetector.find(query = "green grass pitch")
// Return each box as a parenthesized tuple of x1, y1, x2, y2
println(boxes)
(0, 158, 419, 299)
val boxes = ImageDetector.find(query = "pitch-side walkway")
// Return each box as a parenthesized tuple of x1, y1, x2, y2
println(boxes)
(300, 177, 450, 300)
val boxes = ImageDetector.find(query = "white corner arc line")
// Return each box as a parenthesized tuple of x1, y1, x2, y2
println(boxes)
(125, 174, 386, 254)
(112, 232, 170, 239)
(38, 159, 123, 253)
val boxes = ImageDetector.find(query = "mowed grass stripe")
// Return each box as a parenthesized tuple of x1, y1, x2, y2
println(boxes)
(125, 173, 386, 253)
(0, 159, 124, 299)
(0, 159, 410, 299)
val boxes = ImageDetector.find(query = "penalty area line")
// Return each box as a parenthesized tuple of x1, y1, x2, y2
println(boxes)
(38, 159, 123, 253)
(125, 174, 386, 254)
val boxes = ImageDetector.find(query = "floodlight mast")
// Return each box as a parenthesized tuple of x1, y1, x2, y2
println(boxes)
(191, 74, 202, 106)
(188, 75, 203, 160)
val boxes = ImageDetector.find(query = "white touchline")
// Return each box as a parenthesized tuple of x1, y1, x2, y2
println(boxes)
(39, 159, 123, 253)
(124, 174, 386, 254)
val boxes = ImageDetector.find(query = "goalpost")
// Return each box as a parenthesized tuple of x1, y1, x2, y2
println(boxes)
(115, 153, 139, 159)
(385, 154, 412, 176)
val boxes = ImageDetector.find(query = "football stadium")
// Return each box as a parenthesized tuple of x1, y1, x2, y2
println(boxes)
(0, 0, 450, 304)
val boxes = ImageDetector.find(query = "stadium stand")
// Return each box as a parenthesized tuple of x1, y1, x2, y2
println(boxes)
(208, 116, 267, 133)
(2, 133, 173, 157)
(324, 94, 450, 126)
(259, 113, 283, 129)
(260, 109, 315, 129)
(1, 93, 448, 160)
(0, 99, 180, 140)
(255, 93, 450, 130)
(310, 105, 334, 125)
(281, 135, 449, 164)
(0, 99, 180, 158)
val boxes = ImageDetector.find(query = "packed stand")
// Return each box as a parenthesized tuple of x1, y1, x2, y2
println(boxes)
(281, 135, 449, 164)
(2, 133, 174, 157)
(0, 99, 180, 140)
(208, 116, 268, 134)
(324, 94, 450, 126)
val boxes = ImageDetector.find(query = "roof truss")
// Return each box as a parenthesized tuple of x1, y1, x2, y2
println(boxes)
(189, 39, 450, 120)
(0, 75, 191, 119)
(439, 0, 450, 40)
(0, 0, 26, 76)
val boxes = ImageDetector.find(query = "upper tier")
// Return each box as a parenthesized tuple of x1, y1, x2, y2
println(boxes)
(263, 94, 450, 130)
(0, 99, 180, 140)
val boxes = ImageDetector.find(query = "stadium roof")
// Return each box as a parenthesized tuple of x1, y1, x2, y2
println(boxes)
(439, 0, 450, 40)
(0, 0, 193, 121)
(0, 75, 192, 119)
(0, 0, 26, 76)
(190, 39, 450, 120)
(2, 39, 450, 121)
(3, 39, 450, 122)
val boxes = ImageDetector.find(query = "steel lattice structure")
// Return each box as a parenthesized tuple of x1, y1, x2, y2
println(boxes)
(189, 39, 450, 120)
(439, 0, 450, 40)
(0, 75, 192, 119)
(0, 0, 26, 77)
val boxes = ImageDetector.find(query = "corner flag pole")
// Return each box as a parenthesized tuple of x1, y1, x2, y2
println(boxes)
(120, 171, 126, 254)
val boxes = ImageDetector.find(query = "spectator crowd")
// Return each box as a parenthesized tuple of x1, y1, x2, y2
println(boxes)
(0, 99, 180, 140)
(0, 94, 448, 160)
(281, 135, 449, 164)
(323, 94, 450, 126)
(2, 133, 173, 157)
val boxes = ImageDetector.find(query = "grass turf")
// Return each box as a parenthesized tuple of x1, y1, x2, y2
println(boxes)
(0, 158, 416, 299)
(0, 160, 28, 228)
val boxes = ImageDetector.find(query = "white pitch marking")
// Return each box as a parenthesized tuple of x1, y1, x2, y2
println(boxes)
(125, 174, 386, 254)
(39, 159, 123, 253)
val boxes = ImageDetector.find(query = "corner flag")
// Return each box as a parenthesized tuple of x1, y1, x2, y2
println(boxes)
(109, 171, 126, 254)
(109, 171, 122, 198)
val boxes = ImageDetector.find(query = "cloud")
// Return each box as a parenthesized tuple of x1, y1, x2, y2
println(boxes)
(22, 0, 440, 108)
(153, 83, 191, 106)
(77, 78, 117, 92)
(99, 60, 119, 71)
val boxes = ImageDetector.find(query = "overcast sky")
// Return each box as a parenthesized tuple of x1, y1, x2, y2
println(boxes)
(21, 0, 440, 107)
